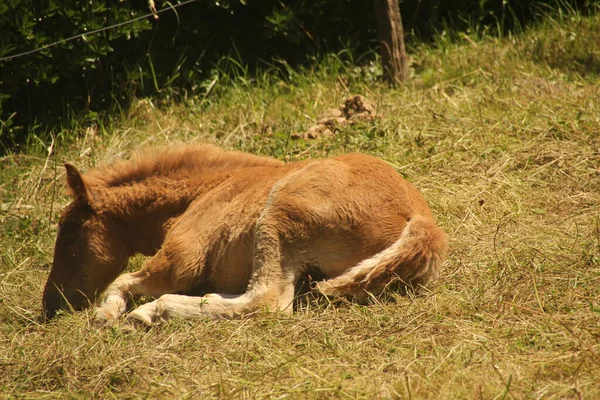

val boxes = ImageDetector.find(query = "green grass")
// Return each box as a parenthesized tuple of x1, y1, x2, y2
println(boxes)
(2, 11, 600, 399)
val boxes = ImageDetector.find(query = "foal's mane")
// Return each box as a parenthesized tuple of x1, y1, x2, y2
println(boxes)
(83, 144, 284, 189)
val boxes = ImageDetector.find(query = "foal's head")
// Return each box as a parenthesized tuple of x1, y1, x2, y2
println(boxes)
(42, 164, 128, 320)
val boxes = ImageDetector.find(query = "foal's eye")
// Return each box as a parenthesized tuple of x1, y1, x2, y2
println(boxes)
(58, 217, 86, 248)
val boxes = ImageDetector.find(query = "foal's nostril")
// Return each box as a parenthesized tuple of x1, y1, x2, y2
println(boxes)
(42, 284, 94, 321)
(41, 285, 67, 321)
(42, 304, 57, 321)
(42, 297, 64, 321)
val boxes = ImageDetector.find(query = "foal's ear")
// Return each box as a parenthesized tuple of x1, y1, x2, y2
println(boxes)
(64, 163, 95, 205)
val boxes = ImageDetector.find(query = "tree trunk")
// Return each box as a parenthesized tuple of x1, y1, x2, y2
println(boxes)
(373, 0, 408, 85)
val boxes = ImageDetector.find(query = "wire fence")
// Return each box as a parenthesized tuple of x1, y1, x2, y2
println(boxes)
(0, 0, 200, 63)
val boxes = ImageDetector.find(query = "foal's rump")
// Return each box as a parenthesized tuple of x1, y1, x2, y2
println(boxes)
(257, 153, 447, 298)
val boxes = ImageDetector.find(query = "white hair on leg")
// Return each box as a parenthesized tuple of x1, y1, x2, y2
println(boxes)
(94, 273, 140, 324)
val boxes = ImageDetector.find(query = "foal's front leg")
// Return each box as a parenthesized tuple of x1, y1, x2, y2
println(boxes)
(93, 249, 186, 325)
(125, 193, 300, 327)
(93, 273, 140, 323)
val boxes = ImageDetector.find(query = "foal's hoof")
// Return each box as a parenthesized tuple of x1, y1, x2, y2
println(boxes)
(92, 313, 118, 328)
(124, 310, 154, 329)
(92, 305, 122, 328)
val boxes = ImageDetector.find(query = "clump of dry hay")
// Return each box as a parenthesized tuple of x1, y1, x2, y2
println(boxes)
(291, 95, 376, 139)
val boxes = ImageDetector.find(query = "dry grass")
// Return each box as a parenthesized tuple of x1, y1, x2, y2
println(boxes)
(1, 13, 600, 399)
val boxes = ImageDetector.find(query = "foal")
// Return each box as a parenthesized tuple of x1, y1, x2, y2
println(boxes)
(42, 144, 447, 326)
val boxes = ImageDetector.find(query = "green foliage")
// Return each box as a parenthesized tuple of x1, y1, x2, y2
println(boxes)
(403, 0, 596, 38)
(0, 0, 382, 150)
(0, 0, 597, 151)
(523, 9, 600, 77)
(0, 0, 153, 147)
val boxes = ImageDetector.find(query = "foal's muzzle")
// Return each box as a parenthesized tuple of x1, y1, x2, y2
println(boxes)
(41, 283, 88, 321)
(41, 289, 66, 321)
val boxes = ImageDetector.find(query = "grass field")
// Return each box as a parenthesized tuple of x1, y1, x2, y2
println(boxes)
(1, 11, 600, 399)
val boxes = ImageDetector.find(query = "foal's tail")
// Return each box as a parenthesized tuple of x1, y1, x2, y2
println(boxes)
(316, 215, 447, 298)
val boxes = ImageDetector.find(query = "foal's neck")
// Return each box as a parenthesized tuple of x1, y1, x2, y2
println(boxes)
(100, 178, 201, 257)
(89, 146, 284, 258)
